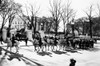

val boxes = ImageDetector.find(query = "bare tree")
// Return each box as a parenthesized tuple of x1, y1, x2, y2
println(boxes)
(7, 2, 22, 37)
(40, 17, 54, 33)
(0, 0, 14, 37)
(97, 4, 100, 17)
(60, 0, 76, 36)
(85, 5, 94, 38)
(0, 0, 9, 11)
(49, 0, 62, 36)
(18, 3, 40, 34)
(0, 0, 10, 33)
(0, 0, 22, 37)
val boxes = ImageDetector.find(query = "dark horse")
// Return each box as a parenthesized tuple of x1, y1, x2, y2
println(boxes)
(15, 31, 28, 46)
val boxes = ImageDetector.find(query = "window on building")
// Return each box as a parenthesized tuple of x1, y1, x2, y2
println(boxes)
(15, 21, 17, 24)
(41, 25, 44, 30)
(15, 25, 17, 29)
(20, 22, 22, 24)
(12, 22, 14, 24)
(20, 25, 22, 28)
(18, 22, 19, 24)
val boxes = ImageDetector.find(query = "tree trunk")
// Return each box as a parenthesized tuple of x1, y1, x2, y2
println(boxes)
(0, 18, 5, 36)
(31, 16, 34, 33)
(7, 24, 11, 37)
(34, 17, 37, 34)
(90, 18, 92, 38)
(63, 22, 66, 38)
(82, 22, 85, 35)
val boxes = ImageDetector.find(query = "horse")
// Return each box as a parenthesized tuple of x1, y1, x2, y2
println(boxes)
(44, 37, 56, 51)
(5, 37, 20, 54)
(32, 32, 45, 52)
(57, 37, 66, 50)
(41, 36, 49, 51)
(32, 38, 40, 52)
(15, 32, 28, 46)
(44, 37, 52, 51)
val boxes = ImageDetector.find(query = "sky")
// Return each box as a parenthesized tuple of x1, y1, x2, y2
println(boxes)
(0, 0, 100, 31)
(14, 0, 100, 19)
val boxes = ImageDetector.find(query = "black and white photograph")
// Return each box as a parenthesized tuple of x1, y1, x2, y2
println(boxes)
(0, 0, 100, 66)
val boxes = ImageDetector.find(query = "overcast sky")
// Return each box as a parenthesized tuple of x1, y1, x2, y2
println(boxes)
(14, 0, 100, 19)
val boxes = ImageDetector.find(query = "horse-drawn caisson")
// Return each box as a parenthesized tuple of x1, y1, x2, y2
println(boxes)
(0, 28, 96, 54)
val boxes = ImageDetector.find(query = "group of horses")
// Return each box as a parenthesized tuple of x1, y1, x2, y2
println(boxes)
(0, 31, 95, 53)
(30, 35, 95, 52)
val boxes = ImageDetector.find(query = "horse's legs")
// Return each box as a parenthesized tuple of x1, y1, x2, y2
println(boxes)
(57, 44, 60, 50)
(49, 44, 51, 51)
(45, 44, 47, 51)
(55, 45, 58, 51)
(37, 45, 40, 52)
(51, 45, 54, 51)
(39, 45, 43, 52)
(47, 44, 49, 51)
(42, 44, 46, 52)
(54, 45, 57, 51)
(50, 43, 52, 51)
(61, 44, 64, 50)
(43, 44, 47, 51)
(37, 46, 40, 52)
(57, 44, 59, 50)
(52, 45, 55, 51)
(16, 47, 18, 53)
(53, 45, 56, 51)
(59, 45, 62, 50)
(10, 47, 12, 52)
(62, 45, 64, 50)
(25, 39, 28, 46)
(34, 45, 37, 52)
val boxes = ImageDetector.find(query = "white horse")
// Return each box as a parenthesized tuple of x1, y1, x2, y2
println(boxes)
(32, 38, 40, 51)
(41, 39, 47, 51)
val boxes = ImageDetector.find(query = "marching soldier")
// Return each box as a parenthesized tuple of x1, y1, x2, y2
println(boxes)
(89, 39, 94, 48)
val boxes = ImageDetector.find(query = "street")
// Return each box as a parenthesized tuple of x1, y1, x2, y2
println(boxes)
(0, 41, 100, 66)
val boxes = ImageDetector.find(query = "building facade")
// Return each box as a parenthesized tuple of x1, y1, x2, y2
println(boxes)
(11, 15, 25, 30)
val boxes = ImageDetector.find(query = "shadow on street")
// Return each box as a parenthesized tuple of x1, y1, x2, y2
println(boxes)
(37, 51, 52, 57)
(52, 50, 67, 55)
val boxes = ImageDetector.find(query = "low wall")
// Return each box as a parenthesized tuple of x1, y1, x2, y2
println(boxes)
(2, 29, 7, 41)
(26, 30, 33, 40)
